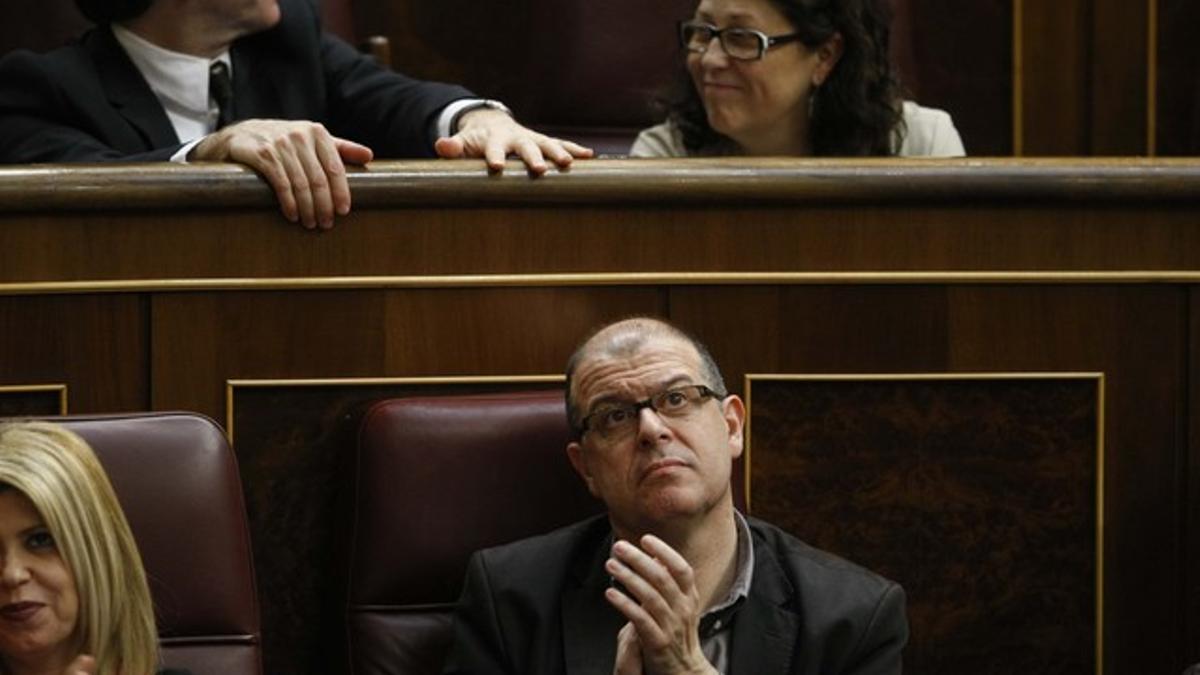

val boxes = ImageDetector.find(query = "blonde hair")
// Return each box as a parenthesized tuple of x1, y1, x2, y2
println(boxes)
(0, 422, 159, 675)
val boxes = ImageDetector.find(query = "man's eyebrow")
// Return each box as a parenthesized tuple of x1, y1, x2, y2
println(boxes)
(587, 376, 696, 410)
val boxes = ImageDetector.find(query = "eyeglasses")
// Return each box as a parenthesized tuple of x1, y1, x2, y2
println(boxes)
(578, 384, 727, 441)
(678, 20, 804, 61)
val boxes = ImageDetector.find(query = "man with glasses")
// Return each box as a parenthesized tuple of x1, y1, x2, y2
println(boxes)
(444, 317, 907, 674)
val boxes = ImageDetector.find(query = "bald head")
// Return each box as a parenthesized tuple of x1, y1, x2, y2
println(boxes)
(564, 317, 727, 435)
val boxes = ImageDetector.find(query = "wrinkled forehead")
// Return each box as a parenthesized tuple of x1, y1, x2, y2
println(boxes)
(572, 333, 705, 404)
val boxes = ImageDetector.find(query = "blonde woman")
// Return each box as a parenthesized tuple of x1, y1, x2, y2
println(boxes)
(0, 422, 187, 675)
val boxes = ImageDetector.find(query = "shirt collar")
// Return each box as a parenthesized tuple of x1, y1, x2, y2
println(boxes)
(112, 24, 231, 122)
(706, 510, 755, 615)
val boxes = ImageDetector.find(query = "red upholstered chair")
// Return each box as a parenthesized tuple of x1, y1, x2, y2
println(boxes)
(56, 413, 262, 675)
(335, 390, 604, 675)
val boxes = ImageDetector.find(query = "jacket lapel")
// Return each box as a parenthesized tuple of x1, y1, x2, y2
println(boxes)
(86, 26, 179, 148)
(561, 528, 624, 675)
(730, 536, 799, 674)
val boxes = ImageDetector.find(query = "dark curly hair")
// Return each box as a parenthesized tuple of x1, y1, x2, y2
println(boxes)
(74, 0, 155, 24)
(665, 0, 905, 156)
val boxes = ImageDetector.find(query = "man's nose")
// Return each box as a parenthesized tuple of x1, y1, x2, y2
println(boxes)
(636, 406, 672, 447)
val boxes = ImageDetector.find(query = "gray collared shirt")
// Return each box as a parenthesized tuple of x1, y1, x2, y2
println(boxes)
(699, 511, 755, 673)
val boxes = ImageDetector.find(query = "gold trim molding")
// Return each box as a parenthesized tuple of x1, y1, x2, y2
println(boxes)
(743, 372, 1104, 673)
(5, 270, 1200, 297)
(0, 384, 68, 415)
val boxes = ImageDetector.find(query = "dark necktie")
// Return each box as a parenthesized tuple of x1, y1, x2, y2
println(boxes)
(209, 61, 234, 129)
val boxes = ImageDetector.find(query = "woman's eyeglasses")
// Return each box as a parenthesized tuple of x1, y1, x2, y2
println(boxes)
(678, 20, 804, 61)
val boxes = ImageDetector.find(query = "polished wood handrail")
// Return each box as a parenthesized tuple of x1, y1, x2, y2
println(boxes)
(3, 157, 1200, 211)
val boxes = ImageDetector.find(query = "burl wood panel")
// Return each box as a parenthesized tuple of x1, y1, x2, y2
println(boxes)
(230, 380, 565, 675)
(747, 376, 1099, 674)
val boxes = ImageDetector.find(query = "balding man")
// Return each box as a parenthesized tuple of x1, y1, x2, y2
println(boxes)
(444, 317, 907, 675)
(0, 0, 591, 229)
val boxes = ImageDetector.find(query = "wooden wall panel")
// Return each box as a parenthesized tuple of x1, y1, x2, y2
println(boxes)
(945, 285, 1183, 675)
(151, 287, 663, 421)
(1189, 288, 1200, 669)
(1157, 0, 1200, 155)
(0, 386, 66, 416)
(747, 376, 1100, 674)
(899, 0, 1012, 155)
(151, 291, 391, 417)
(672, 284, 1185, 675)
(1020, 0, 1090, 155)
(0, 295, 146, 413)
(380, 287, 665, 374)
(1089, 0, 1149, 155)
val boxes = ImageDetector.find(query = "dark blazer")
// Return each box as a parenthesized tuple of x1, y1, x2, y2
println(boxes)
(444, 515, 907, 675)
(0, 0, 472, 163)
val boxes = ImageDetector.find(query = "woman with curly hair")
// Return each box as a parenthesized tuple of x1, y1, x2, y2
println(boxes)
(632, 0, 964, 157)
(0, 422, 187, 675)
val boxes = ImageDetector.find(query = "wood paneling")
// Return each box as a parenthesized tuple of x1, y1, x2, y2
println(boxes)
(1157, 0, 1200, 155)
(673, 283, 1186, 675)
(0, 386, 66, 416)
(2, 162, 1200, 288)
(0, 295, 145, 413)
(1020, 0, 1090, 155)
(0, 162, 1197, 673)
(1090, 0, 1149, 155)
(150, 287, 662, 420)
(1189, 288, 1200, 669)
(900, 0, 1013, 155)
(747, 376, 1100, 674)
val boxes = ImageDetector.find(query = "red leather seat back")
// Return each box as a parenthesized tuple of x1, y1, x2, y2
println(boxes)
(57, 413, 262, 675)
(338, 390, 603, 675)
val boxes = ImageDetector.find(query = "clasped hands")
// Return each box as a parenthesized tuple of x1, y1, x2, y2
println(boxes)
(189, 108, 592, 230)
(605, 536, 720, 675)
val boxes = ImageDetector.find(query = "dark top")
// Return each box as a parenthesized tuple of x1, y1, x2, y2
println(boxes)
(444, 514, 908, 675)
(0, 0, 472, 163)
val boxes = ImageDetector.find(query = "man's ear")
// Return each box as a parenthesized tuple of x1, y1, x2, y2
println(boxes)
(566, 441, 599, 497)
(722, 395, 746, 459)
(812, 32, 844, 87)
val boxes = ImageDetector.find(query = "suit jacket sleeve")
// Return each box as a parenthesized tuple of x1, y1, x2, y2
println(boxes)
(316, 30, 473, 157)
(442, 552, 514, 675)
(840, 582, 907, 675)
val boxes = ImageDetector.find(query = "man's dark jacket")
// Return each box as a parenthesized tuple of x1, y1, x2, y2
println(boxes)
(443, 515, 907, 675)
(0, 0, 471, 163)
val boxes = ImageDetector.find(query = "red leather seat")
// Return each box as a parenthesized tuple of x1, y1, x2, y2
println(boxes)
(58, 413, 262, 675)
(334, 390, 603, 675)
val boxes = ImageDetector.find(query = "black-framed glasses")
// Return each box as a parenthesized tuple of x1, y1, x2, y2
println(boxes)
(678, 20, 804, 61)
(579, 384, 727, 441)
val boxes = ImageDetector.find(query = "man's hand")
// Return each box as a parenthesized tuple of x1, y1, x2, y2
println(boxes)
(433, 108, 593, 175)
(604, 536, 718, 675)
(613, 621, 645, 675)
(61, 655, 97, 675)
(190, 119, 374, 230)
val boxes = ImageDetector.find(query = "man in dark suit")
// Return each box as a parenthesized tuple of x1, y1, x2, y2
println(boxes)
(444, 317, 907, 674)
(0, 0, 591, 229)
